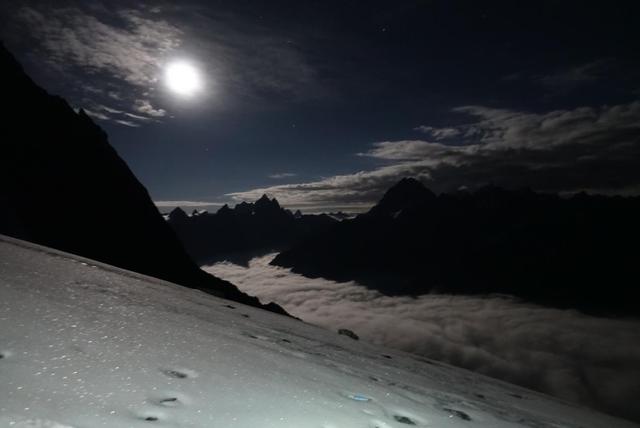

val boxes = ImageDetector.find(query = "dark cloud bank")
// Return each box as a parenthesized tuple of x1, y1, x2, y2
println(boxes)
(206, 255, 640, 423)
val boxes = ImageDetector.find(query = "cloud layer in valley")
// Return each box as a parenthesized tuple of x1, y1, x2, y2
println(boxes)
(229, 100, 640, 211)
(205, 255, 640, 423)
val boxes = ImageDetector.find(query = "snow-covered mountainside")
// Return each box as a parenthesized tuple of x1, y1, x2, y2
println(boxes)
(0, 235, 636, 428)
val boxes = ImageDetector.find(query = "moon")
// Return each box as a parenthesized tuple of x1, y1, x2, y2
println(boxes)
(164, 61, 202, 97)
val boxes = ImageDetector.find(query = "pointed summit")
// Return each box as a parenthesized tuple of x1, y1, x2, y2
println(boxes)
(254, 194, 281, 214)
(234, 201, 253, 215)
(166, 207, 188, 223)
(368, 178, 436, 217)
(217, 204, 232, 215)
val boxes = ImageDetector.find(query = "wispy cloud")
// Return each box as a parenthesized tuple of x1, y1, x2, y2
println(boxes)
(205, 255, 640, 423)
(83, 103, 159, 125)
(504, 60, 611, 94)
(268, 173, 297, 179)
(154, 200, 222, 208)
(82, 109, 110, 121)
(358, 140, 473, 163)
(414, 126, 461, 140)
(11, 4, 180, 127)
(536, 60, 608, 88)
(19, 7, 181, 86)
(4, 1, 324, 127)
(114, 119, 140, 128)
(134, 99, 166, 118)
(229, 100, 640, 210)
(227, 166, 427, 211)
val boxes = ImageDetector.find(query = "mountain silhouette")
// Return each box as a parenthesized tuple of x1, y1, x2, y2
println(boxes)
(368, 177, 436, 217)
(273, 178, 640, 317)
(166, 195, 336, 265)
(0, 42, 287, 315)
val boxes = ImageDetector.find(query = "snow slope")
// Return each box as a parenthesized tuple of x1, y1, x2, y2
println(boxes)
(0, 235, 635, 428)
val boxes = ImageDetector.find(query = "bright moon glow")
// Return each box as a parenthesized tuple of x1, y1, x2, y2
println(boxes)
(165, 61, 202, 96)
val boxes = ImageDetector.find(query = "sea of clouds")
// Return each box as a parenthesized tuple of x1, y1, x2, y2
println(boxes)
(205, 254, 640, 423)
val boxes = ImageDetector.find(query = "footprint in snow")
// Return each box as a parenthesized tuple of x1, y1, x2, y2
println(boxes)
(241, 331, 269, 341)
(160, 368, 198, 379)
(393, 415, 417, 425)
(158, 397, 180, 407)
(136, 410, 165, 423)
(346, 393, 372, 402)
(390, 410, 429, 426)
(148, 391, 191, 409)
(443, 407, 472, 421)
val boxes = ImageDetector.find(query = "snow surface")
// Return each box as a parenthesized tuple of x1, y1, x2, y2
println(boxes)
(0, 235, 636, 428)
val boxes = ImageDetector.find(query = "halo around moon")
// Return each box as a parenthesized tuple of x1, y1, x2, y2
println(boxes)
(164, 61, 202, 97)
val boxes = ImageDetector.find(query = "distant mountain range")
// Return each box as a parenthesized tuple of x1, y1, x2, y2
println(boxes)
(272, 178, 640, 317)
(0, 42, 287, 315)
(166, 195, 336, 265)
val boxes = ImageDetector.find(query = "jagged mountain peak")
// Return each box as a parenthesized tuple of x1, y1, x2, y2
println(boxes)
(368, 177, 436, 217)
(217, 204, 232, 215)
(254, 194, 282, 213)
(168, 207, 188, 221)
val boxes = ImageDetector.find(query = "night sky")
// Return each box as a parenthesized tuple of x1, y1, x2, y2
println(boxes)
(3, 1, 639, 212)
